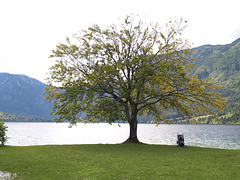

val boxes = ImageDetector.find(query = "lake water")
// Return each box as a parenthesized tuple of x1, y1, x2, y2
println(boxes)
(5, 123, 240, 149)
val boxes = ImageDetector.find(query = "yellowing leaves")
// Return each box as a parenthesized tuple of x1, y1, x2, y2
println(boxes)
(45, 15, 226, 126)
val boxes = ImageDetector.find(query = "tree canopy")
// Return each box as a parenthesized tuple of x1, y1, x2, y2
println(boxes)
(44, 16, 226, 143)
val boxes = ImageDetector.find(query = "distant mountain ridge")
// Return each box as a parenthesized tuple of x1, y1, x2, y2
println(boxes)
(0, 73, 53, 118)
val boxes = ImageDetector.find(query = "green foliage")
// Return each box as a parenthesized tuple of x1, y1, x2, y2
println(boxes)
(45, 15, 225, 142)
(0, 145, 239, 179)
(0, 120, 8, 146)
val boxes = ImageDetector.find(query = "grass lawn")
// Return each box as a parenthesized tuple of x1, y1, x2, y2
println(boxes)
(0, 144, 239, 179)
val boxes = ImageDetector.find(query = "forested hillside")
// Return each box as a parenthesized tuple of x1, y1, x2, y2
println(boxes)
(175, 38, 240, 124)
(0, 111, 53, 122)
(139, 38, 240, 124)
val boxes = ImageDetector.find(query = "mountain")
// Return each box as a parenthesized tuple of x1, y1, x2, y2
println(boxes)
(190, 38, 240, 124)
(142, 38, 240, 124)
(193, 38, 240, 99)
(0, 73, 53, 119)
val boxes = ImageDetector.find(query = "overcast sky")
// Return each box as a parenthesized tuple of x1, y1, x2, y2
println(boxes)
(1, 0, 240, 83)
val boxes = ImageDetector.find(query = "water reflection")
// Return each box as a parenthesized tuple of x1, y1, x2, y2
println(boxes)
(5, 123, 240, 149)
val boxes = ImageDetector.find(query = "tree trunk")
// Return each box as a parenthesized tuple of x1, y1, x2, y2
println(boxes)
(123, 110, 141, 143)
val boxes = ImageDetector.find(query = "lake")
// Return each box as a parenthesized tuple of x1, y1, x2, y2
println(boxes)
(5, 122, 240, 149)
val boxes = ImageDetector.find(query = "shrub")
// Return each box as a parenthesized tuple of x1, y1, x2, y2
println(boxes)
(0, 120, 8, 146)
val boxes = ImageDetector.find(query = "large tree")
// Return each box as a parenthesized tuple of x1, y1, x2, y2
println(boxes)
(44, 16, 225, 143)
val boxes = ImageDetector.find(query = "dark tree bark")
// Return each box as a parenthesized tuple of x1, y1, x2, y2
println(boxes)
(123, 107, 141, 143)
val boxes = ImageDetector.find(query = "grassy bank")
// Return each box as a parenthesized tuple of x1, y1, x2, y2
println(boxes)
(0, 144, 239, 179)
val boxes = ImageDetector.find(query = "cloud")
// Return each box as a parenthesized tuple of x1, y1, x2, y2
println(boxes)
(0, 0, 240, 82)
(230, 24, 240, 41)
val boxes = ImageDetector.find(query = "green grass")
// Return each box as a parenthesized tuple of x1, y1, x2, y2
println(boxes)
(0, 144, 239, 179)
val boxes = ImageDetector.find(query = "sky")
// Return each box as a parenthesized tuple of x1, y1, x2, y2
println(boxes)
(1, 0, 240, 83)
